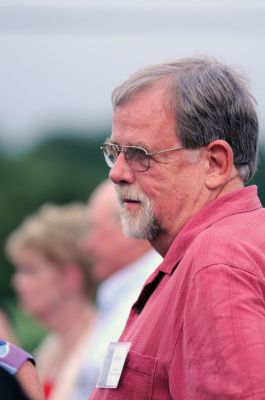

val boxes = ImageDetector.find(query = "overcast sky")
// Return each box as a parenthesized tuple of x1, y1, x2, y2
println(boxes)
(0, 0, 264, 149)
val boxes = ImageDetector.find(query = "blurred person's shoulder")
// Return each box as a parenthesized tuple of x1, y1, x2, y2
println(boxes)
(34, 333, 60, 375)
(0, 339, 34, 375)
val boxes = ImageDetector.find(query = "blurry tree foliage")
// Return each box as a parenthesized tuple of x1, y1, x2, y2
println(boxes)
(0, 130, 109, 298)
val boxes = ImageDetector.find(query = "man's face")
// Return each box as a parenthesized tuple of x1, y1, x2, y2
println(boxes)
(109, 84, 207, 253)
(83, 198, 131, 282)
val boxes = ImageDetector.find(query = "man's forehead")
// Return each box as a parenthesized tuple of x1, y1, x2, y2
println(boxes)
(113, 79, 169, 108)
(113, 84, 170, 120)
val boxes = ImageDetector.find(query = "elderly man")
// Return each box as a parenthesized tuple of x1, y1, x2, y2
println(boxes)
(90, 57, 264, 399)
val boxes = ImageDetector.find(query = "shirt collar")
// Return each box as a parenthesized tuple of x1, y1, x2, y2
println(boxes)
(159, 185, 261, 275)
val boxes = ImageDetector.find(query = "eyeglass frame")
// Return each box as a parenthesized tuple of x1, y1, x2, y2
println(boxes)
(100, 142, 185, 172)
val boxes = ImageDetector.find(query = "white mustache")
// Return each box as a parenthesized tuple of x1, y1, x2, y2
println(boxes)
(116, 186, 146, 203)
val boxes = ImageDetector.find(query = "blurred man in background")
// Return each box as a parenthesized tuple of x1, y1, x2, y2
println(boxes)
(71, 179, 162, 399)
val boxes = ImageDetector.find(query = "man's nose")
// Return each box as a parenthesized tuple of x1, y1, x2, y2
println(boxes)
(109, 152, 135, 185)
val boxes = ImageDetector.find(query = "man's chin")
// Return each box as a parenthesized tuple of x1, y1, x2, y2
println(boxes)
(124, 229, 148, 240)
(121, 220, 148, 240)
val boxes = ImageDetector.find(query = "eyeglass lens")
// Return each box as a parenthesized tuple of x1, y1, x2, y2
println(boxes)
(102, 144, 149, 172)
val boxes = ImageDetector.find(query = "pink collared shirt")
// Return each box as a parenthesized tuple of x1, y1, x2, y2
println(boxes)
(90, 186, 265, 399)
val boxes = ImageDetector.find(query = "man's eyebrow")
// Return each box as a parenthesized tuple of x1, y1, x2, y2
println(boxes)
(104, 137, 121, 146)
(134, 142, 152, 152)
(105, 137, 151, 150)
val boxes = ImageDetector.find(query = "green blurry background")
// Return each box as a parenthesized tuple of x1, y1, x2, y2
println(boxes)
(0, 127, 110, 351)
(1, 126, 265, 352)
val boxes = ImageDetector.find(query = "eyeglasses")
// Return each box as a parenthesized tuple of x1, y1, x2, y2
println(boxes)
(100, 142, 184, 172)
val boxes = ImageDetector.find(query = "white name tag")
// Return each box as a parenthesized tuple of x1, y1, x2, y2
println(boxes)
(96, 342, 132, 389)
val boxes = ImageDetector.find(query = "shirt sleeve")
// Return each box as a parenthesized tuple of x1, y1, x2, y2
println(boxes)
(0, 340, 34, 375)
(182, 264, 265, 399)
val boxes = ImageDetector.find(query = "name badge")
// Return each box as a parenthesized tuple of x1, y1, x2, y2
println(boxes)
(96, 342, 132, 389)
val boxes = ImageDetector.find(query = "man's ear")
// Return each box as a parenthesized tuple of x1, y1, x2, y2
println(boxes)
(204, 140, 234, 190)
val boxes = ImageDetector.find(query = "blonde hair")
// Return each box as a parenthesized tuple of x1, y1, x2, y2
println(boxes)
(6, 203, 94, 297)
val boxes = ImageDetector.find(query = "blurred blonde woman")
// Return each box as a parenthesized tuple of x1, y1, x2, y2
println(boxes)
(6, 203, 97, 400)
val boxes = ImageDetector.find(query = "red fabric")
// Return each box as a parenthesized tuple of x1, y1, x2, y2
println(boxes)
(43, 381, 53, 400)
(90, 186, 265, 399)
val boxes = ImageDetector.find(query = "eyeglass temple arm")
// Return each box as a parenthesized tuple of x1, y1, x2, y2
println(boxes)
(148, 146, 184, 156)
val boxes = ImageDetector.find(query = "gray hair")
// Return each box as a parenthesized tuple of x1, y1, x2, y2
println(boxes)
(112, 57, 259, 182)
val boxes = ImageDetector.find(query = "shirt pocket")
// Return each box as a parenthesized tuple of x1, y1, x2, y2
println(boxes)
(93, 350, 158, 400)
